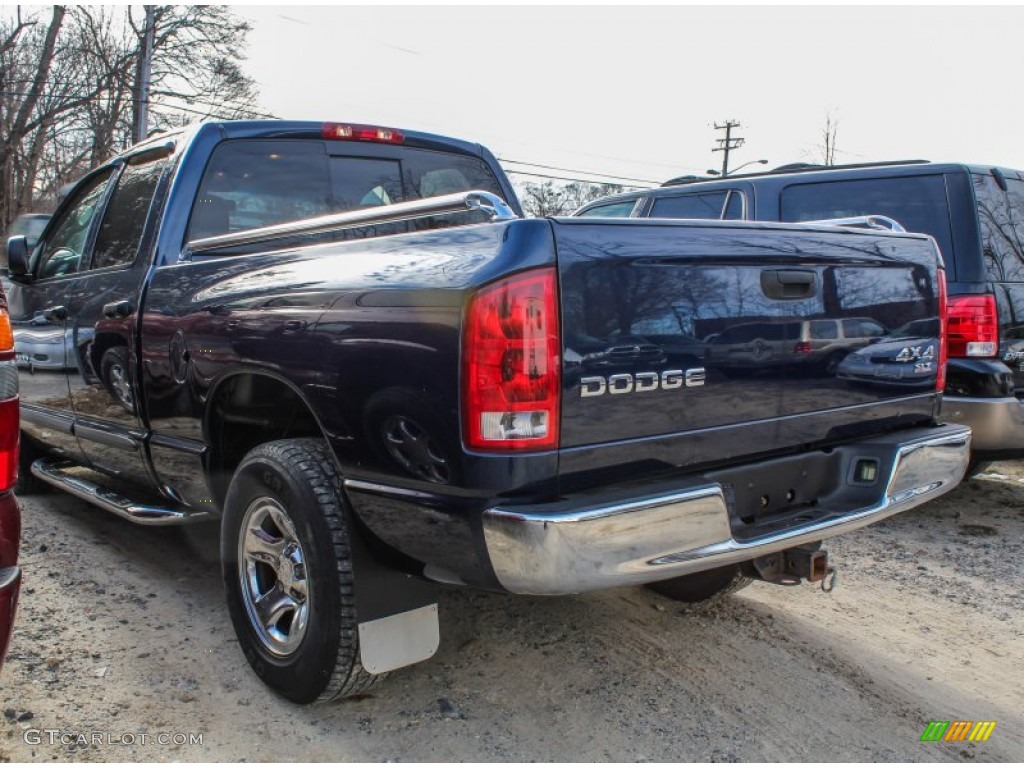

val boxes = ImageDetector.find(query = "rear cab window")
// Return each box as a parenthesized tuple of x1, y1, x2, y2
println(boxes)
(186, 139, 505, 244)
(779, 175, 955, 263)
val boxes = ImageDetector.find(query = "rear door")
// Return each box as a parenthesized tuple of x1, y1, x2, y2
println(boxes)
(67, 151, 170, 485)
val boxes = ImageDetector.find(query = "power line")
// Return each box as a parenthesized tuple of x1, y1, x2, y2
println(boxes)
(153, 92, 278, 119)
(0, 88, 275, 121)
(150, 96, 276, 121)
(499, 158, 660, 186)
(503, 168, 649, 189)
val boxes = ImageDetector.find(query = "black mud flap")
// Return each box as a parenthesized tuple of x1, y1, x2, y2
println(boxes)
(346, 511, 440, 675)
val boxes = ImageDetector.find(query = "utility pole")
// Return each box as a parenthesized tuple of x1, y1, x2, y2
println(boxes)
(132, 5, 156, 144)
(712, 120, 745, 177)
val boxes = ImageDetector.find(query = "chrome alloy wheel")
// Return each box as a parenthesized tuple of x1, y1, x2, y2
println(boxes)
(238, 497, 311, 657)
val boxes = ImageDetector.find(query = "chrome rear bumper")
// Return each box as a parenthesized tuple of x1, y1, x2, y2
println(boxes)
(483, 424, 971, 594)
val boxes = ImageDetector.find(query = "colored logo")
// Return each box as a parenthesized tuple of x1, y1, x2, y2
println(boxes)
(921, 721, 997, 742)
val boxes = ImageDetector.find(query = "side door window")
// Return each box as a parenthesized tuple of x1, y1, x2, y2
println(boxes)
(650, 191, 730, 219)
(576, 200, 641, 218)
(723, 190, 745, 220)
(34, 169, 115, 280)
(91, 158, 167, 270)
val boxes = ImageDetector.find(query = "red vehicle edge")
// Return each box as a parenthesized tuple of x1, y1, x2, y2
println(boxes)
(0, 283, 22, 671)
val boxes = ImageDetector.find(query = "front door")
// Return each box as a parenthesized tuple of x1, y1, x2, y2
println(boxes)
(9, 168, 116, 461)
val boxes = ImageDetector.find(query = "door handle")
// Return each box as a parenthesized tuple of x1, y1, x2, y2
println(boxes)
(43, 305, 67, 322)
(283, 320, 306, 333)
(102, 300, 133, 319)
(761, 270, 817, 300)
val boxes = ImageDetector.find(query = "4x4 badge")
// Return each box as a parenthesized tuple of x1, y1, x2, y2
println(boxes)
(894, 344, 935, 363)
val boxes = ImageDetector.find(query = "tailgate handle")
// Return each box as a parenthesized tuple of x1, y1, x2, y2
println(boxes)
(761, 270, 817, 300)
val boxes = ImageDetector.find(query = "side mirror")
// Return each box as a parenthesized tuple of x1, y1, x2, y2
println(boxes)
(5, 235, 31, 281)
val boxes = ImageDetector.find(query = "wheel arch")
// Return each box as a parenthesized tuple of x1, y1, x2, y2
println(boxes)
(203, 368, 344, 507)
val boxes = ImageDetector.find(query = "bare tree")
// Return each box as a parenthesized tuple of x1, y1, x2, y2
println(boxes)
(0, 6, 67, 228)
(129, 5, 259, 134)
(516, 179, 627, 217)
(0, 4, 261, 232)
(821, 111, 839, 166)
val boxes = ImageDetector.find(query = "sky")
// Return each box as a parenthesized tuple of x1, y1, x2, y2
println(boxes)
(235, 4, 1024, 190)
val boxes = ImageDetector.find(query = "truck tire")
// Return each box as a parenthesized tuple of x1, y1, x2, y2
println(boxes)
(646, 564, 752, 605)
(221, 438, 380, 704)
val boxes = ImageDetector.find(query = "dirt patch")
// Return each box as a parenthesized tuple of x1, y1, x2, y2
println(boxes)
(1, 463, 1022, 761)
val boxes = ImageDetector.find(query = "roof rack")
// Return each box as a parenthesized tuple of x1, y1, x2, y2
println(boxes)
(800, 215, 906, 233)
(660, 159, 931, 187)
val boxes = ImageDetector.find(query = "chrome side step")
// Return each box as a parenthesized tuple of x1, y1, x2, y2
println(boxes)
(30, 459, 209, 526)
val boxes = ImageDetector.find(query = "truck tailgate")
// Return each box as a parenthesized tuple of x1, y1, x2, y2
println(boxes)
(555, 219, 944, 471)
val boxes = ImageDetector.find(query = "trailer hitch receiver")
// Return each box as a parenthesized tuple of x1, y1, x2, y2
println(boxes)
(746, 544, 831, 585)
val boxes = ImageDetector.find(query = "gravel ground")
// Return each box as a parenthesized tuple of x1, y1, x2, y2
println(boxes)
(1, 463, 1021, 762)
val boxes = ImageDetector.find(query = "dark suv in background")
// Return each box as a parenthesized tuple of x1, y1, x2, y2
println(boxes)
(575, 161, 1024, 470)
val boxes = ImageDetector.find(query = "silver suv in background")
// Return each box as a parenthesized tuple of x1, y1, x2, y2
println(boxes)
(706, 316, 886, 375)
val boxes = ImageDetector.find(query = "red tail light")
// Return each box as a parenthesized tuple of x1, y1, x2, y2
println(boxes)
(937, 269, 948, 392)
(793, 341, 812, 355)
(322, 123, 404, 144)
(946, 293, 997, 359)
(463, 267, 560, 452)
(0, 304, 18, 491)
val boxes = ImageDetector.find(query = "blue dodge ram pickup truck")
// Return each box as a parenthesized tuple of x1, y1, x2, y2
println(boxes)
(4, 121, 970, 703)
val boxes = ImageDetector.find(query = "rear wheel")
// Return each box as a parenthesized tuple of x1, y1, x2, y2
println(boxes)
(646, 564, 752, 605)
(221, 438, 380, 703)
